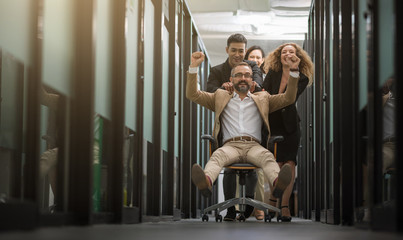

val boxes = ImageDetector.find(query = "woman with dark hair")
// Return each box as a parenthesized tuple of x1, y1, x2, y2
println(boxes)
(263, 43, 314, 222)
(245, 45, 266, 78)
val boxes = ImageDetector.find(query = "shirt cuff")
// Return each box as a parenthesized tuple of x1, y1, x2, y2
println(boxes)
(290, 71, 300, 78)
(188, 66, 198, 74)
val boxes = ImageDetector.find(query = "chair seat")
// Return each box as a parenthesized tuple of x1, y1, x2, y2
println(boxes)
(226, 163, 258, 170)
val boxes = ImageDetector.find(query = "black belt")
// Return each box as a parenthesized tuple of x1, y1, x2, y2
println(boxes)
(224, 136, 260, 145)
(383, 137, 396, 143)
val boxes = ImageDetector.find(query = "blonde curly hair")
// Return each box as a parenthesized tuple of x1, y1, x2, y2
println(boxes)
(263, 43, 314, 85)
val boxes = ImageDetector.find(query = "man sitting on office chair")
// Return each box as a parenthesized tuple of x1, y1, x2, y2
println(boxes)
(187, 52, 301, 209)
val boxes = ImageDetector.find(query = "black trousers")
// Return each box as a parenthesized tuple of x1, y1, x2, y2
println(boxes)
(223, 168, 257, 200)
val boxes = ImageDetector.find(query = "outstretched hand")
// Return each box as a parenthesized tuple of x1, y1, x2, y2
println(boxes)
(190, 52, 205, 68)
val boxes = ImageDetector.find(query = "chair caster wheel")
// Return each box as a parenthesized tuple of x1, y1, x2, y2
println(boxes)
(237, 214, 246, 222)
(202, 214, 209, 222)
(264, 214, 272, 222)
(215, 215, 222, 222)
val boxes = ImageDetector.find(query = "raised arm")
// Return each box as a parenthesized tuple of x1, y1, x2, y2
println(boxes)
(268, 54, 301, 112)
(186, 52, 216, 111)
(268, 76, 299, 113)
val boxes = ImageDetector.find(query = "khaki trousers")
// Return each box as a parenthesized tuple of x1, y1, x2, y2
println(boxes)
(204, 141, 280, 186)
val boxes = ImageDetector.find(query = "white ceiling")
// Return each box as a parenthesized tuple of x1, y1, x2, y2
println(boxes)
(186, 0, 312, 66)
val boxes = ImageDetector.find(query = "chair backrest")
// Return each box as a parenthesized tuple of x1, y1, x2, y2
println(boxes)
(201, 134, 217, 157)
(268, 135, 284, 158)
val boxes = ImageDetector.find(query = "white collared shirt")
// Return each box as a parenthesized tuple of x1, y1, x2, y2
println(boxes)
(221, 91, 262, 143)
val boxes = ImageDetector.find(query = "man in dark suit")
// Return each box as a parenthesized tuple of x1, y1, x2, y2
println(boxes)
(206, 33, 263, 93)
(205, 33, 262, 221)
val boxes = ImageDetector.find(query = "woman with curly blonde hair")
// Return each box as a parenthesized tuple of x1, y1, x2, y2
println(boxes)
(262, 43, 314, 222)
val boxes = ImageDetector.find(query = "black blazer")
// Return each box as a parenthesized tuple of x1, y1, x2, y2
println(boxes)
(206, 58, 263, 93)
(262, 70, 309, 134)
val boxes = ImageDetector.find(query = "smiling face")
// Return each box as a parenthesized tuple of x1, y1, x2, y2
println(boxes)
(230, 65, 253, 94)
(226, 42, 246, 68)
(247, 49, 264, 67)
(280, 45, 297, 66)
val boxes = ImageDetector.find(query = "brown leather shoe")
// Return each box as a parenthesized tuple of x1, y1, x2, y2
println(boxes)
(191, 164, 212, 197)
(272, 164, 292, 198)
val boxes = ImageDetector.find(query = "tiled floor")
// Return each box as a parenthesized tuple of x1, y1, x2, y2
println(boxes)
(1, 217, 402, 240)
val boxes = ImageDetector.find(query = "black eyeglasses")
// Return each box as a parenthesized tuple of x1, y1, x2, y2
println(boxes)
(232, 73, 252, 79)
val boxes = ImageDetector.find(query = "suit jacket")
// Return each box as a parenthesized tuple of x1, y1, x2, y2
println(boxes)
(262, 70, 309, 134)
(206, 58, 263, 93)
(186, 72, 299, 149)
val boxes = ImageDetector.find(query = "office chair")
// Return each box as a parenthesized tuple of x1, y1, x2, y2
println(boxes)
(200, 134, 283, 222)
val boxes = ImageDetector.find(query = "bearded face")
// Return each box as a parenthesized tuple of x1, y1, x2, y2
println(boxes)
(233, 79, 250, 93)
(231, 65, 253, 94)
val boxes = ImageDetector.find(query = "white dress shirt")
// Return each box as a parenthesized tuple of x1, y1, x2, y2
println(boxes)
(221, 91, 262, 143)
